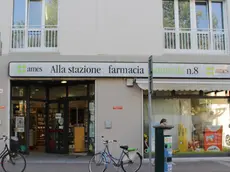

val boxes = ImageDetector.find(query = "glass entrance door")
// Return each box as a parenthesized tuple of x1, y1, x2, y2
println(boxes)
(46, 101, 68, 153)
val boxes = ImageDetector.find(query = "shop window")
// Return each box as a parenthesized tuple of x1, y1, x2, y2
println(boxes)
(29, 101, 46, 150)
(30, 86, 46, 99)
(89, 84, 95, 96)
(49, 86, 66, 100)
(12, 86, 25, 97)
(68, 85, 87, 97)
(11, 100, 27, 152)
(89, 100, 95, 154)
(143, 92, 230, 158)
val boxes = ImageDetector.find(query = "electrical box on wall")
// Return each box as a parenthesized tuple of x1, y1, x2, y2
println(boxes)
(104, 120, 112, 129)
(126, 79, 134, 87)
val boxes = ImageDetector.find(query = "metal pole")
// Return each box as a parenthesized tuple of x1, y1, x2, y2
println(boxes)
(148, 56, 153, 172)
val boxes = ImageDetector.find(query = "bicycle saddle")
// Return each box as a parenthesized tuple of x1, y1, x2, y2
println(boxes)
(120, 145, 128, 150)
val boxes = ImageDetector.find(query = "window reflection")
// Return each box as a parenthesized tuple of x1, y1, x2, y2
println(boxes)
(89, 100, 95, 154)
(179, 0, 190, 28)
(89, 84, 95, 96)
(12, 86, 25, 97)
(163, 0, 175, 27)
(45, 0, 58, 25)
(28, 0, 42, 28)
(49, 86, 66, 100)
(30, 86, 46, 99)
(68, 85, 87, 97)
(11, 100, 27, 152)
(13, 0, 26, 25)
(196, 1, 209, 30)
(212, 2, 223, 29)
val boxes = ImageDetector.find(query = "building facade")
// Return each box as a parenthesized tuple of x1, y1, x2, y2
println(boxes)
(0, 0, 230, 157)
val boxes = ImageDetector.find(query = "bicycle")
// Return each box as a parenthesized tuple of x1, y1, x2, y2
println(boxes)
(0, 135, 26, 172)
(89, 136, 142, 172)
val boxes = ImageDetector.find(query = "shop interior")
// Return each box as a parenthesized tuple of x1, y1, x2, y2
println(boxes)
(11, 80, 95, 155)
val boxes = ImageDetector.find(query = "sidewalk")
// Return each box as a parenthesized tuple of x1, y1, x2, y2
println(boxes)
(19, 161, 230, 172)
(25, 152, 230, 164)
(25, 152, 91, 164)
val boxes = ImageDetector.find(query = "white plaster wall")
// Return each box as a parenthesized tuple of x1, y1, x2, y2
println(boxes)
(95, 79, 142, 157)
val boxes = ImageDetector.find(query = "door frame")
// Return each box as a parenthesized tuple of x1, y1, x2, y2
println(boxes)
(10, 80, 95, 155)
(46, 99, 69, 154)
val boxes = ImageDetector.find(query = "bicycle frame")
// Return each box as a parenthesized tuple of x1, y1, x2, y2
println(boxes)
(0, 143, 10, 159)
(101, 143, 129, 168)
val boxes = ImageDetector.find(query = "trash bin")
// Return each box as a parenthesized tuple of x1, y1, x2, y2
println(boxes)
(10, 138, 20, 152)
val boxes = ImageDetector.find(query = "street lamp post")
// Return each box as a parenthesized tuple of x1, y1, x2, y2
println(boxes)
(148, 55, 153, 172)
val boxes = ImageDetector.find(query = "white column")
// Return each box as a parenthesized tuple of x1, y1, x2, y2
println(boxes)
(174, 0, 180, 50)
(190, 0, 197, 50)
(208, 0, 214, 51)
(223, 0, 229, 53)
(41, 0, 46, 48)
(24, 0, 28, 49)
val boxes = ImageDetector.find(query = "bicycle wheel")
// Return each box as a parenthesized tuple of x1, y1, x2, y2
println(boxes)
(1, 152, 26, 172)
(121, 151, 142, 172)
(89, 153, 107, 172)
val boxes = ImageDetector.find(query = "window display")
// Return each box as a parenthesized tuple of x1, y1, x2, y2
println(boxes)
(143, 91, 230, 158)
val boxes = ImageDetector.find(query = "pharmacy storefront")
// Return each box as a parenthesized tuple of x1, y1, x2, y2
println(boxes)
(136, 63, 230, 157)
(8, 61, 148, 155)
(7, 61, 230, 156)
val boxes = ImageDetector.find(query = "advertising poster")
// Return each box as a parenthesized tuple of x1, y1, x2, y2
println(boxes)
(204, 125, 223, 151)
(15, 116, 24, 132)
(164, 135, 173, 157)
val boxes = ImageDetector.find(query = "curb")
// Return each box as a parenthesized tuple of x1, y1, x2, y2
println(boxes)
(25, 157, 230, 164)
(143, 157, 230, 163)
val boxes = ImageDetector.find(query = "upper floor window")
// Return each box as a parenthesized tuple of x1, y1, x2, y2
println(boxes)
(163, 0, 227, 54)
(11, 0, 58, 51)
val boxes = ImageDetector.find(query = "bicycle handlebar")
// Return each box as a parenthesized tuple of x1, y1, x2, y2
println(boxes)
(101, 136, 117, 144)
(0, 135, 8, 142)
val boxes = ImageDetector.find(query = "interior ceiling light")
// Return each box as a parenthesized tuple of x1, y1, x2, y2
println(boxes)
(61, 81, 67, 84)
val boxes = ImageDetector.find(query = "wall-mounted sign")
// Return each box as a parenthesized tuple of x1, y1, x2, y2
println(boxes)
(113, 106, 123, 110)
(9, 62, 230, 78)
(0, 106, 5, 110)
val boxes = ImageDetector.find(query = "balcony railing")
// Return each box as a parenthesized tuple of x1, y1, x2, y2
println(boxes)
(11, 25, 58, 52)
(164, 28, 229, 54)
